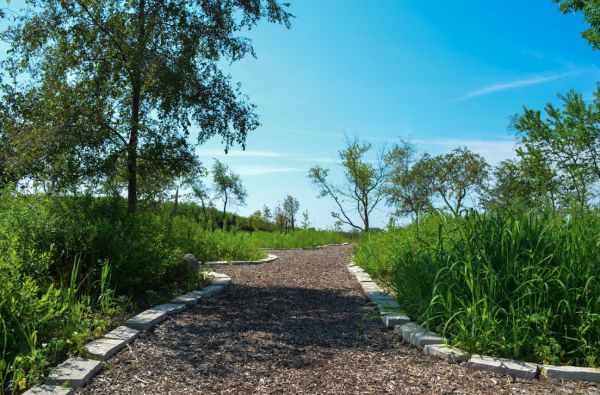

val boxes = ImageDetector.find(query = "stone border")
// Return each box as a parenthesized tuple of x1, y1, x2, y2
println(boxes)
(347, 261, 600, 384)
(24, 271, 232, 394)
(205, 253, 278, 266)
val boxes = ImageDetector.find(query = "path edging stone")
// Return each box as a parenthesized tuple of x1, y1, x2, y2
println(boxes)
(26, 264, 231, 394)
(346, 259, 600, 384)
(206, 253, 278, 266)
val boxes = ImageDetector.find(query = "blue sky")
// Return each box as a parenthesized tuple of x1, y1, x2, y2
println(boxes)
(2, 1, 599, 229)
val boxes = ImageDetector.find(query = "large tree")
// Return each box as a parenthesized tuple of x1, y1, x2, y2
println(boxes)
(308, 138, 409, 232)
(1, 0, 291, 211)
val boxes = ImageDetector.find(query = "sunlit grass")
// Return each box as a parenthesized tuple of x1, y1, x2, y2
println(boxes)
(354, 212, 600, 367)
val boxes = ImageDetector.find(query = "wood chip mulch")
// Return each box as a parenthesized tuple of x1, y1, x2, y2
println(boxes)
(77, 245, 600, 394)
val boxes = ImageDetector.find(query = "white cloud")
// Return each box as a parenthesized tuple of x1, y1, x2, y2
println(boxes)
(457, 71, 580, 101)
(258, 127, 344, 139)
(196, 148, 288, 158)
(232, 165, 306, 176)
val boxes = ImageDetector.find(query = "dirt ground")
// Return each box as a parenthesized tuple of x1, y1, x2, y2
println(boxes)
(78, 245, 600, 394)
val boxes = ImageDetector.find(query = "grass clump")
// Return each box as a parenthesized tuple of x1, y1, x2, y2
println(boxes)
(354, 212, 600, 367)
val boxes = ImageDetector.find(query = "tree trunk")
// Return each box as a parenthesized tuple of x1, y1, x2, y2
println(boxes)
(127, 83, 140, 213)
(222, 194, 228, 229)
(170, 185, 179, 218)
(363, 198, 369, 232)
(127, 0, 146, 214)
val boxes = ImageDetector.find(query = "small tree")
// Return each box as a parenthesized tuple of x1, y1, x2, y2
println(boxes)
(308, 138, 409, 232)
(514, 87, 600, 209)
(262, 205, 273, 223)
(300, 210, 311, 230)
(273, 203, 286, 231)
(185, 169, 212, 225)
(212, 159, 246, 228)
(282, 195, 300, 231)
(387, 153, 433, 222)
(425, 147, 489, 215)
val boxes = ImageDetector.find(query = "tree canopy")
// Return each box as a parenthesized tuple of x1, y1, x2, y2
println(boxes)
(308, 138, 410, 232)
(212, 158, 246, 227)
(0, 0, 291, 211)
(554, 0, 600, 50)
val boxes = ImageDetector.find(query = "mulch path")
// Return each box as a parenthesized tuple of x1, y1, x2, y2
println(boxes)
(78, 245, 600, 394)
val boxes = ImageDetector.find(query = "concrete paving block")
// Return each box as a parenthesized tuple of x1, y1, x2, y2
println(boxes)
(192, 285, 225, 298)
(381, 313, 410, 328)
(413, 331, 445, 348)
(211, 277, 231, 286)
(46, 358, 103, 388)
(361, 284, 383, 294)
(466, 355, 538, 379)
(375, 299, 402, 311)
(153, 303, 186, 315)
(104, 326, 139, 343)
(400, 322, 423, 343)
(366, 290, 389, 301)
(542, 365, 600, 383)
(424, 344, 470, 363)
(123, 308, 169, 331)
(393, 322, 413, 335)
(171, 292, 201, 305)
(354, 272, 372, 280)
(23, 385, 74, 395)
(84, 337, 126, 360)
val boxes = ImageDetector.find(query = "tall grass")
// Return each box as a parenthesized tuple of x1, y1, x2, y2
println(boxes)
(246, 230, 356, 249)
(0, 188, 269, 392)
(354, 212, 600, 366)
(0, 246, 123, 394)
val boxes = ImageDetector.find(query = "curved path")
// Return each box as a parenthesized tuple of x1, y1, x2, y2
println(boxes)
(79, 246, 599, 394)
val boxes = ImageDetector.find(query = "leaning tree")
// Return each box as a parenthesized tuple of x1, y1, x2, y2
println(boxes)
(308, 138, 410, 232)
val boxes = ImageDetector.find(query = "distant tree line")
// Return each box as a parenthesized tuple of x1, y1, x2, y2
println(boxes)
(309, 83, 600, 230)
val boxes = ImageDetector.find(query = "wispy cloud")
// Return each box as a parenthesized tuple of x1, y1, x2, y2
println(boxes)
(196, 148, 287, 158)
(257, 127, 344, 139)
(232, 165, 306, 176)
(196, 147, 338, 164)
(457, 71, 580, 102)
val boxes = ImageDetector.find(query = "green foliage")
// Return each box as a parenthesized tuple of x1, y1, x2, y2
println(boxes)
(0, 187, 275, 392)
(0, 241, 123, 393)
(1, 0, 291, 211)
(247, 230, 356, 249)
(282, 195, 300, 230)
(514, 86, 600, 209)
(212, 159, 247, 227)
(309, 137, 410, 231)
(354, 212, 600, 366)
(554, 0, 600, 50)
(387, 146, 489, 218)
